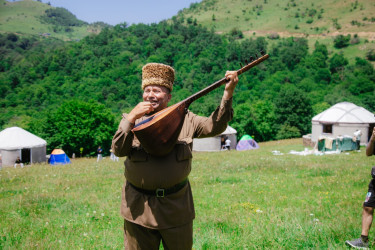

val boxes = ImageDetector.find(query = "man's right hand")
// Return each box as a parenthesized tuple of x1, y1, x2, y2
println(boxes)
(127, 102, 154, 124)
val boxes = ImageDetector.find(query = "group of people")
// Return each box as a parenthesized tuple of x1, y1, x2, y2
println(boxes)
(221, 136, 231, 150)
(96, 146, 119, 162)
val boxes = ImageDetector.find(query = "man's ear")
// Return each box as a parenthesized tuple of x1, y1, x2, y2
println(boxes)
(167, 93, 172, 102)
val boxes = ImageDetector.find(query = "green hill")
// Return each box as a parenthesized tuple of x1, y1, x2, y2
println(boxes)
(179, 0, 375, 35)
(178, 0, 375, 62)
(0, 0, 109, 41)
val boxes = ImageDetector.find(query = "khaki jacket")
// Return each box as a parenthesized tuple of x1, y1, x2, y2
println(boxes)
(112, 98, 233, 229)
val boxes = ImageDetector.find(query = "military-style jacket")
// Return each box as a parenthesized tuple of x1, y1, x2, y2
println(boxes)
(112, 98, 233, 229)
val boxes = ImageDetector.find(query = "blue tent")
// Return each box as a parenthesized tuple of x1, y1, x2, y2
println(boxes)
(49, 149, 71, 165)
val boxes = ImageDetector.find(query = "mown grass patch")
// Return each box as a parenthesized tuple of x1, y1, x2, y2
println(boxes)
(0, 138, 374, 248)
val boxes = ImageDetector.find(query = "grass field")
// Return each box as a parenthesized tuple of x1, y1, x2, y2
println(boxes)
(0, 0, 95, 41)
(1, 138, 374, 249)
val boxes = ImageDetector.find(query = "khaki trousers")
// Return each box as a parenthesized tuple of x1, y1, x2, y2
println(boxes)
(124, 220, 193, 250)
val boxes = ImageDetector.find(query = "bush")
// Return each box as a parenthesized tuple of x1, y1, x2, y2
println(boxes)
(333, 34, 351, 48)
(229, 28, 243, 39)
(366, 49, 375, 61)
(268, 33, 280, 39)
(276, 124, 301, 140)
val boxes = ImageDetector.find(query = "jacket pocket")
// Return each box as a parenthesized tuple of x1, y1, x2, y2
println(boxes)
(176, 142, 193, 162)
(129, 148, 148, 162)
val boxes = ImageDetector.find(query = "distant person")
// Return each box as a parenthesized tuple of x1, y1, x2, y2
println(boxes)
(0, 154, 2, 170)
(221, 136, 225, 150)
(354, 130, 362, 150)
(110, 149, 119, 162)
(346, 127, 375, 249)
(110, 149, 115, 161)
(97, 146, 103, 162)
(14, 156, 24, 168)
(225, 137, 231, 150)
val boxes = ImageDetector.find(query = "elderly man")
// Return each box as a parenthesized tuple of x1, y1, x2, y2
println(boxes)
(346, 127, 375, 249)
(112, 63, 238, 249)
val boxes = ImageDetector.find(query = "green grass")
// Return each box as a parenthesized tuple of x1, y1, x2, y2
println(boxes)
(1, 138, 374, 248)
(0, 0, 97, 41)
(181, 0, 375, 35)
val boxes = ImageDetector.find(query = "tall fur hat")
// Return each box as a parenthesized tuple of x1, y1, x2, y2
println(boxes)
(142, 63, 175, 91)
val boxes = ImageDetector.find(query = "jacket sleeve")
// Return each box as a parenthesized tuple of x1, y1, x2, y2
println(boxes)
(192, 97, 234, 138)
(111, 114, 134, 157)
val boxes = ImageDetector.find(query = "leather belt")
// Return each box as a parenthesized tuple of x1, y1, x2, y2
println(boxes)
(128, 179, 189, 197)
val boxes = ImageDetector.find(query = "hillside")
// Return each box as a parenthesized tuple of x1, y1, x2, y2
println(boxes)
(180, 0, 375, 36)
(0, 0, 108, 41)
(178, 0, 375, 62)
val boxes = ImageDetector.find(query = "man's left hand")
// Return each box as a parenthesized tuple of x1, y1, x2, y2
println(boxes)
(223, 71, 239, 99)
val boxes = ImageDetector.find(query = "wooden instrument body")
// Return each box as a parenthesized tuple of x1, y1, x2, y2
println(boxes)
(132, 101, 189, 156)
(132, 53, 269, 156)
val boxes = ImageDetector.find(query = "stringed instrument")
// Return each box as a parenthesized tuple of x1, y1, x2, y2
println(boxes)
(132, 52, 269, 156)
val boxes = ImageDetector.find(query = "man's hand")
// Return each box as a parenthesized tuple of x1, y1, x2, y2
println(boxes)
(223, 71, 239, 100)
(127, 102, 154, 124)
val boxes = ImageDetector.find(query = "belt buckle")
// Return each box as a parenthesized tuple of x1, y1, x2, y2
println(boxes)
(156, 188, 165, 197)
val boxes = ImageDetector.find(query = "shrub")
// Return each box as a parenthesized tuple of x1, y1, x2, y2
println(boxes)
(333, 34, 351, 48)
(366, 49, 375, 61)
(268, 33, 280, 39)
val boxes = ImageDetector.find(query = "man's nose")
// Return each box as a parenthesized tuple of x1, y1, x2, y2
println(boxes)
(146, 91, 156, 99)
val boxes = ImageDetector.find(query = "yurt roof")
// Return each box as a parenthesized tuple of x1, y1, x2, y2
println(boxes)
(0, 127, 47, 150)
(220, 126, 237, 135)
(312, 102, 375, 124)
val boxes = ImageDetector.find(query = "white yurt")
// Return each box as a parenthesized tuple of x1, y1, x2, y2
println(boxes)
(193, 125, 237, 152)
(311, 102, 375, 145)
(0, 127, 47, 166)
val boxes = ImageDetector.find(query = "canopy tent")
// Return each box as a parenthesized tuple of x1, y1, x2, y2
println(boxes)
(317, 136, 358, 152)
(49, 149, 71, 165)
(0, 127, 46, 166)
(236, 134, 259, 151)
(192, 126, 237, 152)
(311, 102, 375, 145)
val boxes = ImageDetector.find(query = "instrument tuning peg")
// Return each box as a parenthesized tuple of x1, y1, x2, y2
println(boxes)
(260, 50, 265, 56)
(245, 60, 248, 64)
(250, 56, 254, 62)
(240, 63, 243, 68)
(255, 53, 258, 58)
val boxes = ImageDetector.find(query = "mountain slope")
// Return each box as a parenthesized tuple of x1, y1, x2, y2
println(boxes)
(179, 0, 375, 39)
(178, 0, 375, 63)
(0, 0, 108, 40)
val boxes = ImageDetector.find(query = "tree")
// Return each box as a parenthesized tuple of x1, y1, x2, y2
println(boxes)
(29, 100, 116, 156)
(274, 86, 313, 138)
(333, 34, 351, 48)
(329, 53, 348, 73)
(279, 38, 308, 70)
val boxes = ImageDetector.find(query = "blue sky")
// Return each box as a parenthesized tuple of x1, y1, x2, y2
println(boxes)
(42, 0, 202, 25)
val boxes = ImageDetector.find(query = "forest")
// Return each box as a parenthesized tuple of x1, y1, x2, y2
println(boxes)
(0, 18, 374, 156)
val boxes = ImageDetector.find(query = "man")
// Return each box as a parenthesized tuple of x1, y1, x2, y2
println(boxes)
(14, 156, 24, 168)
(225, 137, 231, 150)
(346, 127, 375, 249)
(97, 146, 103, 162)
(112, 63, 238, 249)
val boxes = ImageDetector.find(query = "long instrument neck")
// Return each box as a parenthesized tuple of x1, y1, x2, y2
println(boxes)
(182, 53, 269, 106)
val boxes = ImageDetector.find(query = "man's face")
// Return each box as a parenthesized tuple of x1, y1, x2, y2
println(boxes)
(142, 85, 171, 113)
